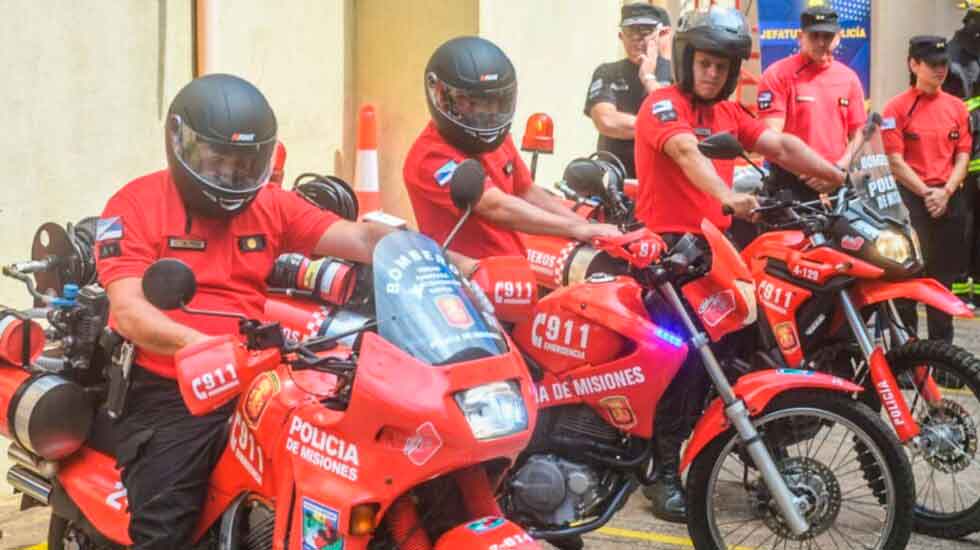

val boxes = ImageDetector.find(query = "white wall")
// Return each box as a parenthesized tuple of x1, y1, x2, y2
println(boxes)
(479, 1, 623, 188)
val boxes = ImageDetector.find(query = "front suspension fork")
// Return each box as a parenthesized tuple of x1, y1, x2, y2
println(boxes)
(841, 292, 921, 442)
(661, 283, 810, 536)
(883, 300, 944, 406)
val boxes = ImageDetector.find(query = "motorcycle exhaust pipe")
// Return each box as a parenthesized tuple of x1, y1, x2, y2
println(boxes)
(8, 443, 58, 479)
(7, 465, 51, 505)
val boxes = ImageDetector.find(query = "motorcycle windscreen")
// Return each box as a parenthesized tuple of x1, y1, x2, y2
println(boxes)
(849, 126, 909, 225)
(373, 231, 508, 365)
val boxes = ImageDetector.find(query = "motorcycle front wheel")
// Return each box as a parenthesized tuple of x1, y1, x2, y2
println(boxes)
(686, 390, 913, 550)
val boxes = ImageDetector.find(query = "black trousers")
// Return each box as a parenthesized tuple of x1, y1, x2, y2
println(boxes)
(896, 187, 967, 343)
(114, 367, 234, 550)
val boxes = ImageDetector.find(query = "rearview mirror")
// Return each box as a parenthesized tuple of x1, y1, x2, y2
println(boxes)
(697, 132, 744, 160)
(449, 159, 486, 211)
(563, 159, 608, 199)
(142, 259, 197, 310)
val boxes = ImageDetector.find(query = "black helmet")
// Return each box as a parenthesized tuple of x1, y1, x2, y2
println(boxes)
(672, 7, 752, 102)
(424, 36, 517, 154)
(165, 74, 278, 218)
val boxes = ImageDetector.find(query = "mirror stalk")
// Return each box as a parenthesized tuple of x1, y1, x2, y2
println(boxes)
(442, 205, 473, 252)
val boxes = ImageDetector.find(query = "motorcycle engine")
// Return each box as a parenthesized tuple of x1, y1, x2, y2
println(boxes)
(509, 455, 601, 526)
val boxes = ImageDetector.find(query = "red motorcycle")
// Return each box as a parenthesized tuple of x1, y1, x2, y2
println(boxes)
(0, 170, 541, 550)
(476, 213, 915, 548)
(690, 117, 980, 539)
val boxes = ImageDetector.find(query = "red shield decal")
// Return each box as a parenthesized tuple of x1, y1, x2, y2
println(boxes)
(244, 372, 280, 427)
(435, 295, 474, 329)
(599, 396, 637, 429)
(698, 290, 736, 327)
(841, 235, 865, 251)
(774, 322, 800, 352)
(404, 422, 443, 466)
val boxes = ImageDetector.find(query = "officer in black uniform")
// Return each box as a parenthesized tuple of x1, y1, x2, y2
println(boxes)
(584, 2, 673, 178)
(945, 3, 980, 289)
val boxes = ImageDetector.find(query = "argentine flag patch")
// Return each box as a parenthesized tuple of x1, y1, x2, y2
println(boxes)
(434, 160, 459, 187)
(96, 217, 123, 241)
(881, 117, 897, 131)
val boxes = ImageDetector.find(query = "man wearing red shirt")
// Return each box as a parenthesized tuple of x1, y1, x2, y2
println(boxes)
(96, 75, 413, 550)
(405, 36, 619, 260)
(757, 4, 867, 202)
(634, 7, 845, 522)
(884, 36, 971, 344)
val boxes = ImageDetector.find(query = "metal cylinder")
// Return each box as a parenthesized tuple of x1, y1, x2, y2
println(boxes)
(7, 465, 52, 505)
(8, 443, 58, 479)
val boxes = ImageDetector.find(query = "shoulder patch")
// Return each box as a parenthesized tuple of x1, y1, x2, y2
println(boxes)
(96, 217, 123, 241)
(238, 235, 267, 253)
(98, 242, 121, 259)
(434, 160, 459, 187)
(652, 99, 678, 123)
(589, 78, 603, 97)
(757, 91, 773, 110)
(881, 117, 897, 130)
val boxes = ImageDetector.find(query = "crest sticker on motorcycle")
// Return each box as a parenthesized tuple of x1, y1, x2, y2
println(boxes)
(244, 371, 280, 428)
(435, 294, 474, 329)
(302, 498, 344, 550)
(774, 321, 800, 352)
(404, 421, 443, 466)
(697, 289, 736, 327)
(599, 396, 637, 429)
(467, 517, 506, 533)
(841, 235, 865, 251)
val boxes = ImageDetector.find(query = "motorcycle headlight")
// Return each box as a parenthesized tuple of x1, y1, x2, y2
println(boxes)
(454, 381, 528, 440)
(874, 230, 911, 264)
(735, 279, 757, 326)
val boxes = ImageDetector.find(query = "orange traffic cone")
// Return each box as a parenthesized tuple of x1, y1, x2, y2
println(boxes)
(355, 105, 381, 214)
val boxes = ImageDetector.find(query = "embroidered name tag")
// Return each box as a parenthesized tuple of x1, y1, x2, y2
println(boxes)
(168, 237, 207, 251)
(796, 96, 816, 103)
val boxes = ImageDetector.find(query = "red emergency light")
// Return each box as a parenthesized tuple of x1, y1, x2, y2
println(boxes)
(521, 113, 554, 154)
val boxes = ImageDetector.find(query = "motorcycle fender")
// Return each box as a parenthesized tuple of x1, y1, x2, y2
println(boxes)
(679, 370, 862, 473)
(852, 278, 973, 318)
(57, 446, 132, 545)
(434, 517, 540, 549)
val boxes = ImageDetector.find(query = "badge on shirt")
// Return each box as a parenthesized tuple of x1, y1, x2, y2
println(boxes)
(950, 129, 961, 141)
(96, 217, 123, 242)
(694, 127, 712, 137)
(757, 91, 773, 111)
(434, 160, 459, 187)
(588, 78, 603, 99)
(904, 131, 920, 141)
(504, 161, 514, 175)
(652, 99, 677, 123)
(838, 97, 850, 107)
(882, 117, 897, 130)
(167, 237, 207, 251)
(610, 80, 629, 92)
(238, 235, 267, 253)
(98, 242, 121, 259)
(796, 96, 816, 103)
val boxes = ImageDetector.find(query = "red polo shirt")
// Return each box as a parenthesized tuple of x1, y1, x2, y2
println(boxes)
(758, 54, 867, 163)
(96, 170, 338, 378)
(635, 85, 767, 234)
(404, 122, 533, 259)
(882, 87, 971, 186)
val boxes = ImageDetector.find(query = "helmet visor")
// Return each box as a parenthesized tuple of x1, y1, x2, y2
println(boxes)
(171, 115, 276, 195)
(427, 74, 517, 132)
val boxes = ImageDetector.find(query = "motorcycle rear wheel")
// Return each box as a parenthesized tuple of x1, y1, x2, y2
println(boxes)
(686, 390, 913, 550)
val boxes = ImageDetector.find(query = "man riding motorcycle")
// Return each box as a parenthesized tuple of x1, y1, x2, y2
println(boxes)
(404, 36, 621, 260)
(633, 6, 847, 522)
(95, 74, 474, 550)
